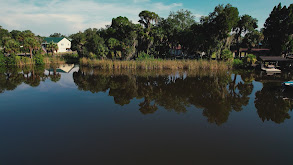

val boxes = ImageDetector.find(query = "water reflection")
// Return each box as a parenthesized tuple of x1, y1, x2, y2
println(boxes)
(0, 64, 65, 93)
(1, 65, 292, 125)
(73, 67, 258, 125)
(255, 82, 293, 123)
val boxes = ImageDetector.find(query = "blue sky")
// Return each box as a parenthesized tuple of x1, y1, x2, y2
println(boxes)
(0, 0, 292, 36)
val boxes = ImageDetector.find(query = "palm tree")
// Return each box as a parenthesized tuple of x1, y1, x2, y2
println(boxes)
(4, 39, 20, 54)
(24, 37, 40, 58)
(47, 42, 59, 56)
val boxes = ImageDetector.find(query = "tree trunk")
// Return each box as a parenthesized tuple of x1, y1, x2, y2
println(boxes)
(30, 48, 33, 58)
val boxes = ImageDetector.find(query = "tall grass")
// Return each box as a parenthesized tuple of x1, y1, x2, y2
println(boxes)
(43, 57, 65, 65)
(6, 56, 65, 66)
(80, 58, 230, 70)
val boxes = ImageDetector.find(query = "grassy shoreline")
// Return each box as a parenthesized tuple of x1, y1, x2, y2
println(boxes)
(15, 57, 66, 66)
(79, 58, 230, 70)
(0, 55, 66, 67)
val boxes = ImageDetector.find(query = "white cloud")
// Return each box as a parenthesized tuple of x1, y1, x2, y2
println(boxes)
(0, 0, 194, 36)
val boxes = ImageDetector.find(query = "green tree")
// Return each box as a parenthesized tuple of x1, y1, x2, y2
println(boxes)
(84, 28, 108, 59)
(233, 15, 258, 57)
(47, 42, 58, 56)
(138, 10, 159, 30)
(168, 9, 196, 30)
(241, 30, 263, 50)
(70, 32, 86, 57)
(24, 37, 40, 58)
(221, 49, 233, 61)
(0, 26, 11, 46)
(4, 39, 19, 54)
(264, 3, 293, 56)
(199, 4, 239, 59)
(107, 16, 139, 59)
(49, 33, 66, 38)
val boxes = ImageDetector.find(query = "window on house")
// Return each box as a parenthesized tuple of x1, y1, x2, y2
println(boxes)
(61, 43, 64, 46)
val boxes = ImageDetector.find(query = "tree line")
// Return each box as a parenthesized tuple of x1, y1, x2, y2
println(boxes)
(1, 3, 293, 61)
(69, 3, 292, 60)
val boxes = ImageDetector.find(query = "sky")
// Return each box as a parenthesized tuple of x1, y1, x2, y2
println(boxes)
(0, 0, 292, 36)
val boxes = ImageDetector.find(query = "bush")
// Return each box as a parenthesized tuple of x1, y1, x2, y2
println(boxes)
(34, 53, 44, 65)
(0, 54, 5, 66)
(243, 54, 257, 66)
(5, 54, 18, 65)
(233, 59, 244, 68)
(221, 49, 233, 61)
(137, 52, 154, 61)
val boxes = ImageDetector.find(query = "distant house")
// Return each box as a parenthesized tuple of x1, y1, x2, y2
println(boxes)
(42, 37, 71, 53)
(170, 45, 184, 57)
(232, 48, 270, 58)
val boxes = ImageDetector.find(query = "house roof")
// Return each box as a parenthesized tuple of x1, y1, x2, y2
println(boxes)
(260, 56, 293, 62)
(44, 37, 65, 43)
(233, 48, 270, 53)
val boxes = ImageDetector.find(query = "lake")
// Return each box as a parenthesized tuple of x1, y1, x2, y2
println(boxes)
(0, 64, 292, 165)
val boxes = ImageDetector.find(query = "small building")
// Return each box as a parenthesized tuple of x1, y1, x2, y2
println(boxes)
(170, 45, 183, 56)
(259, 56, 293, 70)
(42, 37, 71, 53)
(233, 48, 270, 58)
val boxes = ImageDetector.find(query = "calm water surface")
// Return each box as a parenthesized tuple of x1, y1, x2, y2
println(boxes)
(0, 64, 292, 165)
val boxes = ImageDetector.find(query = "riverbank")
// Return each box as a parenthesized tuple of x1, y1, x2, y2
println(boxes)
(79, 58, 230, 70)
(16, 57, 65, 66)
(0, 55, 66, 66)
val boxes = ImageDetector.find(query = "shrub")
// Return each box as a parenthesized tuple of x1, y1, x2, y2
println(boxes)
(137, 52, 154, 61)
(243, 54, 257, 66)
(34, 53, 44, 65)
(221, 49, 233, 61)
(5, 54, 18, 65)
(0, 54, 5, 66)
(233, 59, 244, 68)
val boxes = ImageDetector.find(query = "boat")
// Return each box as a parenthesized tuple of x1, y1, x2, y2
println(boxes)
(283, 81, 293, 87)
(261, 64, 281, 74)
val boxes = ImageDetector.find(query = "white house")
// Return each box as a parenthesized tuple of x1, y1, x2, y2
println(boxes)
(42, 37, 71, 53)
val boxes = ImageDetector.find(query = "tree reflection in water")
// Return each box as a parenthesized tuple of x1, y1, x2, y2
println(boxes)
(1, 66, 292, 125)
(0, 65, 62, 93)
(255, 82, 293, 123)
(73, 67, 258, 125)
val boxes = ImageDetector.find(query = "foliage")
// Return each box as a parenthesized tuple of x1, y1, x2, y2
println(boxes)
(138, 10, 159, 29)
(5, 54, 18, 65)
(84, 28, 108, 59)
(233, 59, 244, 68)
(4, 39, 19, 54)
(70, 5, 261, 61)
(137, 52, 154, 61)
(241, 30, 263, 50)
(233, 14, 258, 57)
(34, 53, 44, 65)
(49, 33, 66, 38)
(193, 4, 239, 59)
(168, 9, 196, 30)
(243, 54, 257, 66)
(24, 36, 40, 58)
(264, 3, 293, 55)
(221, 49, 233, 61)
(47, 42, 58, 56)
